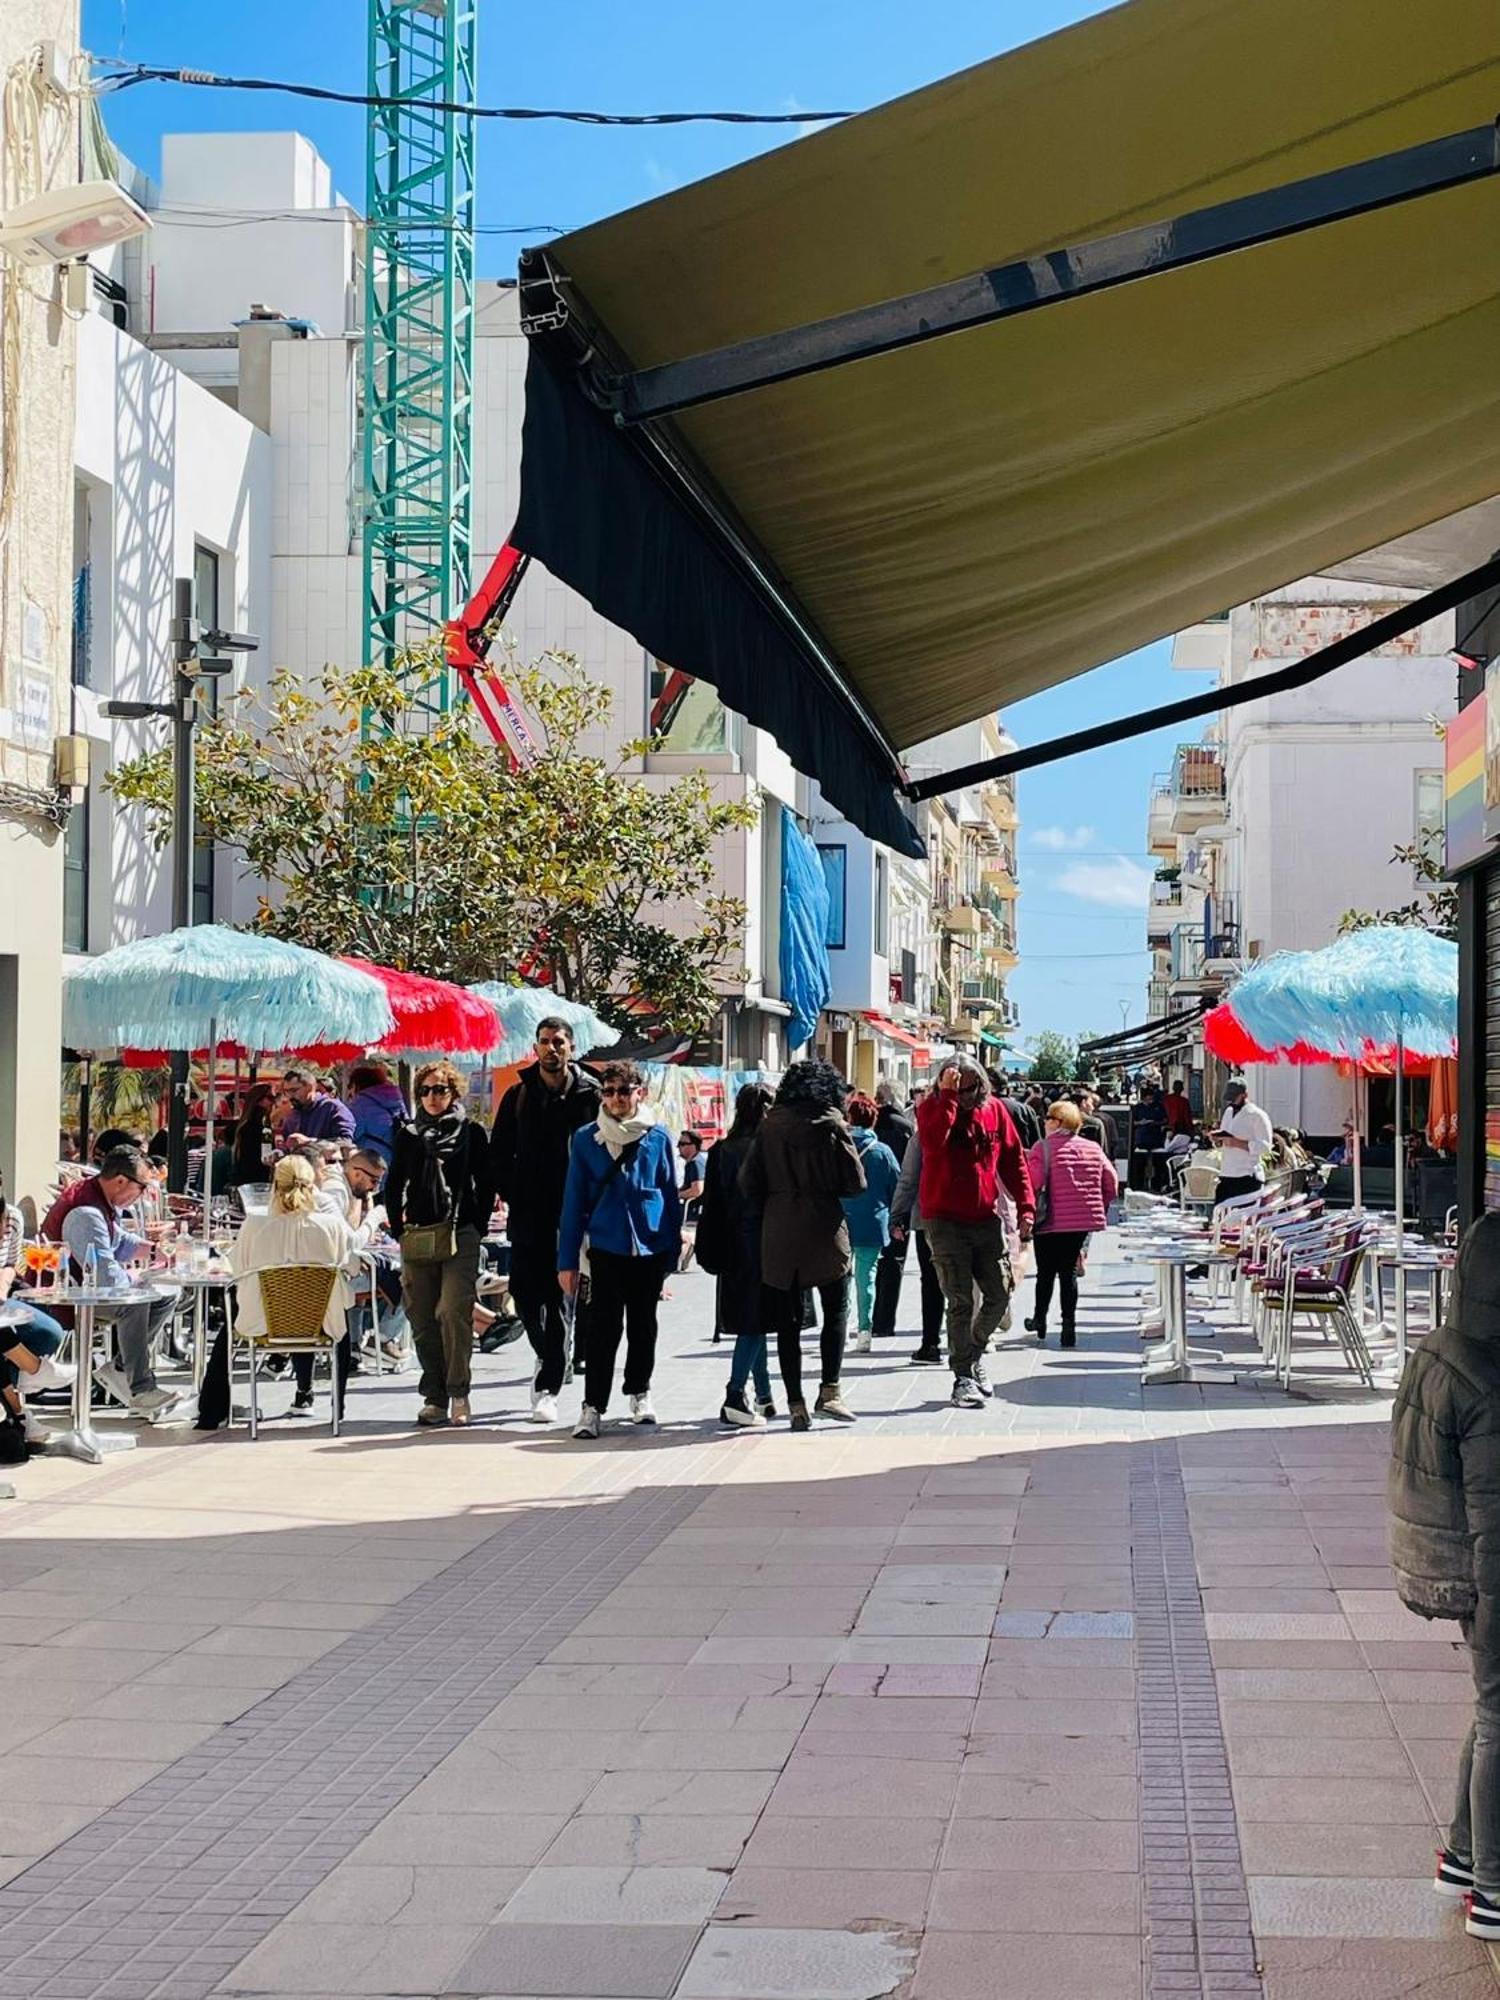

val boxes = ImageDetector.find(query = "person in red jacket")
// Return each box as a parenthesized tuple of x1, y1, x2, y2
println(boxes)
(915, 1059, 1035, 1408)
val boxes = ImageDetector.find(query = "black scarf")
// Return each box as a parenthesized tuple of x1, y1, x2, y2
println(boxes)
(411, 1106, 467, 1221)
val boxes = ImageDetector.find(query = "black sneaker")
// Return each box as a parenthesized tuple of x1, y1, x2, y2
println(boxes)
(758, 1397, 778, 1421)
(720, 1386, 759, 1429)
(289, 1392, 315, 1417)
(1435, 1848, 1474, 1900)
(1467, 1887, 1500, 1939)
(1060, 1328, 1077, 1349)
(910, 1345, 943, 1366)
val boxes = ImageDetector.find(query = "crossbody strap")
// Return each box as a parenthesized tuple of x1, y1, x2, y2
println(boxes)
(583, 1139, 641, 1232)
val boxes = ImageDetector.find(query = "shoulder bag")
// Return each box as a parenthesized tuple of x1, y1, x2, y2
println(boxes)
(1032, 1132, 1054, 1234)
(401, 1134, 464, 1264)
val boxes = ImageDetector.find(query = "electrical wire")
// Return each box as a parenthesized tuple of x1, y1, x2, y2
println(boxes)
(92, 61, 855, 126)
(146, 201, 568, 235)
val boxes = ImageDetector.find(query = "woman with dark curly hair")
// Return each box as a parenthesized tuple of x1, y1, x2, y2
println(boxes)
(386, 1060, 491, 1428)
(741, 1061, 865, 1431)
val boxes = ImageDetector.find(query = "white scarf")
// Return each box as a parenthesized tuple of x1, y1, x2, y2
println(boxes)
(595, 1102, 659, 1159)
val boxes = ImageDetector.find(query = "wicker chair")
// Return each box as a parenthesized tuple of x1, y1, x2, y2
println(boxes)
(232, 1264, 340, 1439)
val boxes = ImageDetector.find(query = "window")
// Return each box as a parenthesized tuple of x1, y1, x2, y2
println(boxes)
(646, 661, 739, 755)
(191, 546, 222, 925)
(1414, 769, 1444, 858)
(62, 798, 88, 953)
(817, 844, 847, 950)
(873, 851, 889, 957)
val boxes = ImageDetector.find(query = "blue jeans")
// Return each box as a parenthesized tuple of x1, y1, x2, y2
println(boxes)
(0, 1306, 65, 1391)
(727, 1330, 773, 1404)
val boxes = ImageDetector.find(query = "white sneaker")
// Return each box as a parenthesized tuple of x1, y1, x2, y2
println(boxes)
(28, 1356, 76, 1393)
(21, 1408, 48, 1445)
(629, 1392, 657, 1426)
(573, 1404, 602, 1439)
(531, 1390, 558, 1426)
(852, 1331, 872, 1354)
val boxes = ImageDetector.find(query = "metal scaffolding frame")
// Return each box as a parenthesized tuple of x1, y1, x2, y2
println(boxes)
(362, 0, 476, 724)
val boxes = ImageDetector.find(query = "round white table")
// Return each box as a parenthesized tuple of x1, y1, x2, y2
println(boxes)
(44, 1279, 183, 1465)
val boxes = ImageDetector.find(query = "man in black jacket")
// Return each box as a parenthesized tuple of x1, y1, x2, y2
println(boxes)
(1390, 1211, 1500, 1937)
(488, 1019, 601, 1423)
(871, 1083, 915, 1340)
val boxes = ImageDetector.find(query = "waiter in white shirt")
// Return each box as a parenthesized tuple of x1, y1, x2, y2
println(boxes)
(1211, 1081, 1274, 1204)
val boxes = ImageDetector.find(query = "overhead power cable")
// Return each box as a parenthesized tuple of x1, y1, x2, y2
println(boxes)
(92, 62, 855, 126)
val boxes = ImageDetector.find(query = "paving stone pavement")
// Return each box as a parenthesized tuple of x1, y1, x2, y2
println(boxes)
(0, 1234, 1491, 1999)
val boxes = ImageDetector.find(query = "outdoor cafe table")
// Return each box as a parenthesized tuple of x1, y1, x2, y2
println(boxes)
(173, 1263, 235, 1389)
(1119, 1229, 1232, 1387)
(40, 1278, 182, 1465)
(1372, 1240, 1456, 1381)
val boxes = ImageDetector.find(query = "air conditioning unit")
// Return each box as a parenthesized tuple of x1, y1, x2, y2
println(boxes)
(0, 181, 151, 269)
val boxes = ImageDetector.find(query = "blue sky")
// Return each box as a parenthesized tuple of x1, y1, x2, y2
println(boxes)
(85, 0, 1210, 1043)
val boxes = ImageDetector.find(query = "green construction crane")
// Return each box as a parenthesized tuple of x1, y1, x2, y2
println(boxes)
(362, 0, 476, 725)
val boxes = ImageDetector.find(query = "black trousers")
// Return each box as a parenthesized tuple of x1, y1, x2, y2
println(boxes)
(762, 1278, 849, 1405)
(584, 1250, 665, 1413)
(510, 1239, 574, 1397)
(872, 1230, 944, 1342)
(1215, 1175, 1262, 1206)
(1032, 1230, 1089, 1334)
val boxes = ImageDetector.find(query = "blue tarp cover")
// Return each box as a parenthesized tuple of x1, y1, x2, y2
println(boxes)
(779, 807, 832, 1054)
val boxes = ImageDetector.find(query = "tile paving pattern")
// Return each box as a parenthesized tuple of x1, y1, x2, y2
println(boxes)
(0, 1482, 706, 1997)
(0, 1236, 1493, 1998)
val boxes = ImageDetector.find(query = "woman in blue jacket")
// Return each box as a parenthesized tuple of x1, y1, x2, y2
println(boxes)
(843, 1094, 902, 1352)
(558, 1061, 682, 1437)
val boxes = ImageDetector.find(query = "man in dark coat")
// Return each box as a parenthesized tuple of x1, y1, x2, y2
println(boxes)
(488, 1018, 601, 1423)
(1390, 1211, 1500, 1936)
(741, 1061, 864, 1431)
(871, 1083, 916, 1340)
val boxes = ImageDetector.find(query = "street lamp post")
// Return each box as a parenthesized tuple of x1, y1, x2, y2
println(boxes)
(102, 577, 258, 1190)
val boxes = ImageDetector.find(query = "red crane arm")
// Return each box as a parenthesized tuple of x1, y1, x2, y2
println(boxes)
(443, 541, 537, 767)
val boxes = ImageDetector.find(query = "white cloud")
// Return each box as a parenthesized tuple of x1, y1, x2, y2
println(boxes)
(1030, 824, 1097, 852)
(1054, 857, 1154, 908)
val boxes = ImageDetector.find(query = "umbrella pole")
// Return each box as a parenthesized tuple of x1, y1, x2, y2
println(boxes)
(192, 1022, 218, 1394)
(1393, 1029, 1408, 1376)
(1352, 1069, 1363, 1212)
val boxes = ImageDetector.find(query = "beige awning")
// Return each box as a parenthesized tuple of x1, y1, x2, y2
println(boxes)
(511, 0, 1500, 843)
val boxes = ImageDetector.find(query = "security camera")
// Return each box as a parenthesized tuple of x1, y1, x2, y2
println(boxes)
(0, 181, 151, 269)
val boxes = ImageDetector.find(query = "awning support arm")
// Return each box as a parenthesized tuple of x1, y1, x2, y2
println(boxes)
(607, 122, 1500, 425)
(907, 552, 1500, 796)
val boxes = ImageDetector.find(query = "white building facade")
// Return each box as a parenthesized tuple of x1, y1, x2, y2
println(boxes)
(1148, 579, 1452, 1135)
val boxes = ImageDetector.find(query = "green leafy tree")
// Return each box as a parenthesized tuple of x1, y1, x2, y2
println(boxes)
(1338, 833, 1457, 942)
(1072, 1038, 1100, 1084)
(107, 647, 759, 1036)
(1027, 1028, 1077, 1082)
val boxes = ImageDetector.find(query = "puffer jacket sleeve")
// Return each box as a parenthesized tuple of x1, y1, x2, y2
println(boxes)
(1389, 1342, 1478, 1620)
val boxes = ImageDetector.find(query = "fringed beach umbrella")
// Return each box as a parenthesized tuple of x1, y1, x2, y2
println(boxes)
(469, 984, 619, 1060)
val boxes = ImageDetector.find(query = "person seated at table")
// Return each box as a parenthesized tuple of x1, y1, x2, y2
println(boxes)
(1365, 1124, 1398, 1169)
(196, 1155, 355, 1431)
(278, 1068, 355, 1149)
(39, 1148, 179, 1418)
(289, 1147, 386, 1412)
(0, 1194, 74, 1452)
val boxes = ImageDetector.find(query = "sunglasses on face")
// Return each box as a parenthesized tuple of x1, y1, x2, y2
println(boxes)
(419, 1085, 453, 1099)
(602, 1085, 639, 1098)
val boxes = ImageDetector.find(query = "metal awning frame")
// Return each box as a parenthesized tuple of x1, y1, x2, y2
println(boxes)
(521, 115, 1500, 805)
(602, 121, 1500, 427)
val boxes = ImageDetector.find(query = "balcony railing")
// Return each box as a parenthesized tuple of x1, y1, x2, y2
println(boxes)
(1171, 743, 1224, 800)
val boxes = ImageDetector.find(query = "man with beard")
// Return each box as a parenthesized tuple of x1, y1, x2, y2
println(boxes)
(489, 1018, 601, 1425)
(917, 1059, 1034, 1408)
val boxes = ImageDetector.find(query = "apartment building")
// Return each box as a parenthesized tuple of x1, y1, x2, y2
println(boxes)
(1147, 580, 1453, 1135)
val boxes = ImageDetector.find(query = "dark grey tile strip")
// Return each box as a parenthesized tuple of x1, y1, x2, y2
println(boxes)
(1133, 1441, 1263, 2000)
(0, 1479, 705, 1999)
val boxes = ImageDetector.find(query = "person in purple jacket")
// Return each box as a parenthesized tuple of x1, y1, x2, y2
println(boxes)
(279, 1067, 356, 1148)
(1024, 1098, 1119, 1348)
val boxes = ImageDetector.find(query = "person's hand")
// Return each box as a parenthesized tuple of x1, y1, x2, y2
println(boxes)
(1019, 1221, 1034, 1243)
(559, 1269, 579, 1298)
(938, 1065, 962, 1093)
(890, 1223, 907, 1244)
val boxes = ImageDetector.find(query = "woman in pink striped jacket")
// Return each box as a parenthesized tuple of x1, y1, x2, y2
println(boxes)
(1024, 1100, 1119, 1347)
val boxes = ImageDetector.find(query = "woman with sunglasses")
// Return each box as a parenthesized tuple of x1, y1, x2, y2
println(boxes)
(558, 1062, 681, 1438)
(387, 1062, 492, 1427)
